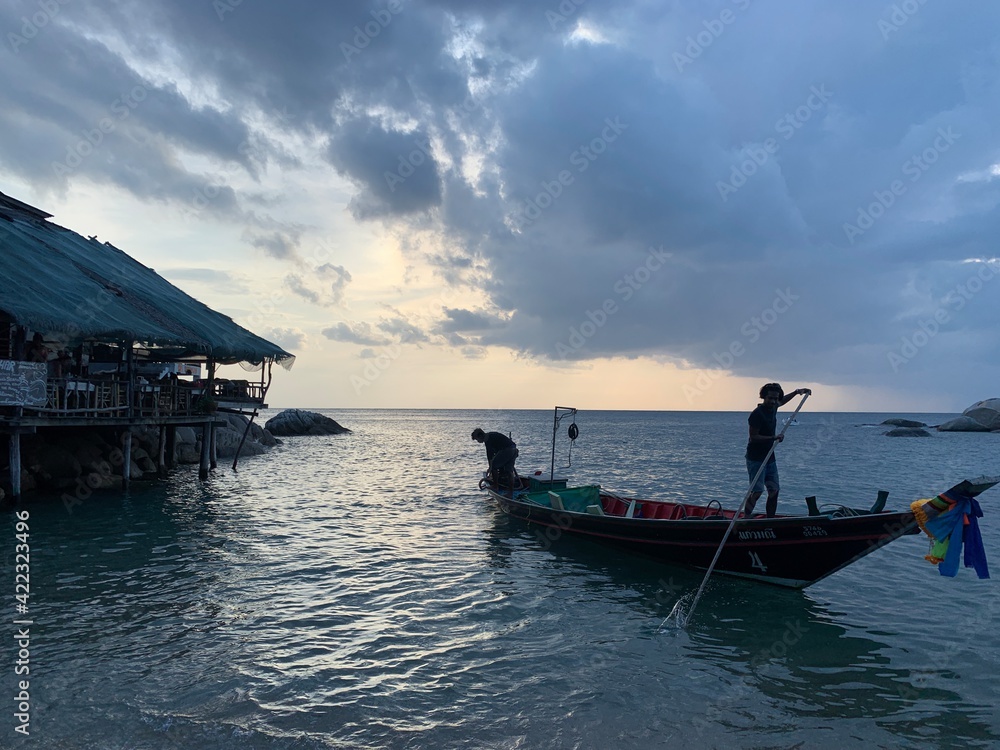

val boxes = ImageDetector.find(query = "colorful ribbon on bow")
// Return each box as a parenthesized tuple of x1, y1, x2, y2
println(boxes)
(910, 493, 989, 579)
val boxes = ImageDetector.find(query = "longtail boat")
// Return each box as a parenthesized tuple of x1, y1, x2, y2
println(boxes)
(478, 408, 997, 589)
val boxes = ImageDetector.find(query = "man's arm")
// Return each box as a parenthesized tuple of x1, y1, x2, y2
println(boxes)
(780, 388, 812, 406)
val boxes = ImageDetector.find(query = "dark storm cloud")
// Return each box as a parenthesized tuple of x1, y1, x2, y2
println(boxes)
(326, 118, 442, 218)
(436, 307, 505, 334)
(3, 0, 1000, 406)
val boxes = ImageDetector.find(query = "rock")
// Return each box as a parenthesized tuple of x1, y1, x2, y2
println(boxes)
(175, 427, 197, 445)
(937, 416, 992, 432)
(213, 426, 267, 458)
(962, 398, 1000, 430)
(176, 443, 200, 464)
(264, 409, 351, 437)
(885, 427, 933, 437)
(34, 445, 82, 488)
(881, 419, 927, 428)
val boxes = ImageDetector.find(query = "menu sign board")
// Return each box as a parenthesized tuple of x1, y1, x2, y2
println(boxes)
(0, 360, 47, 406)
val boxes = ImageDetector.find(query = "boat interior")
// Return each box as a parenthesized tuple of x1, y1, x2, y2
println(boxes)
(523, 485, 741, 521)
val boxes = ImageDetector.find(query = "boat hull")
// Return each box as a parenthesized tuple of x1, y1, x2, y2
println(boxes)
(486, 487, 920, 588)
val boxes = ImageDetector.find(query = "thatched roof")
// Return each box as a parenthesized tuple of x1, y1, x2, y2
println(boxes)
(0, 191, 294, 368)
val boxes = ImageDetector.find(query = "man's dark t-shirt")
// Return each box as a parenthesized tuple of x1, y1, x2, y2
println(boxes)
(745, 405, 777, 462)
(484, 431, 515, 462)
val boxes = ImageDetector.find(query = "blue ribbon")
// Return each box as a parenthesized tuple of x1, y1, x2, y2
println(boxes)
(933, 496, 989, 579)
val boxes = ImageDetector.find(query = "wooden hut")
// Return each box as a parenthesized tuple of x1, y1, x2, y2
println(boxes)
(0, 191, 294, 500)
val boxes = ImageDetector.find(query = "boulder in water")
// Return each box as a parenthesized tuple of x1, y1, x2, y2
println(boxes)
(937, 416, 991, 432)
(962, 398, 1000, 431)
(264, 409, 351, 437)
(885, 427, 932, 437)
(881, 418, 927, 428)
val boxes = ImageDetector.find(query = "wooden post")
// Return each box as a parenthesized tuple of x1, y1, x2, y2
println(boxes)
(9, 432, 21, 502)
(209, 420, 217, 469)
(125, 341, 135, 418)
(199, 422, 210, 480)
(122, 429, 132, 490)
(158, 425, 167, 477)
(165, 425, 176, 469)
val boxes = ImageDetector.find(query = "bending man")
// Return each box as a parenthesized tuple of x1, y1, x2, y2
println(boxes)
(472, 428, 518, 489)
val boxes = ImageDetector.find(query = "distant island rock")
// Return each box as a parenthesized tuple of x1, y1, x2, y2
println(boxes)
(264, 409, 351, 436)
(881, 418, 927, 428)
(885, 427, 933, 437)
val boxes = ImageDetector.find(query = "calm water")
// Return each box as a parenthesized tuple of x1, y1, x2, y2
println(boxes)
(5, 409, 1000, 749)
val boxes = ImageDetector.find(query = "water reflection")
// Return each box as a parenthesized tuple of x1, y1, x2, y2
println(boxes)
(481, 502, 1000, 747)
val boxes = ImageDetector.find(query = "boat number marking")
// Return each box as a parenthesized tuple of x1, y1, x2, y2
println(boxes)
(802, 525, 828, 537)
(749, 551, 767, 572)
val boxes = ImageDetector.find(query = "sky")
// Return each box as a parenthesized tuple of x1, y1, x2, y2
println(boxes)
(1, 0, 998, 412)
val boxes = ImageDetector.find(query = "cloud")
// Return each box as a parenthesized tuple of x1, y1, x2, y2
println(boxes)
(436, 307, 506, 334)
(321, 321, 388, 346)
(377, 315, 430, 344)
(261, 326, 306, 351)
(4, 0, 1000, 405)
(159, 267, 251, 294)
(284, 264, 352, 307)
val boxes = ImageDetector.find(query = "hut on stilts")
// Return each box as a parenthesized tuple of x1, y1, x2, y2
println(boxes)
(0, 191, 295, 503)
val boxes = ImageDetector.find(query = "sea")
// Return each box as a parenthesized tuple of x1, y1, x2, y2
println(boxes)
(4, 408, 1000, 749)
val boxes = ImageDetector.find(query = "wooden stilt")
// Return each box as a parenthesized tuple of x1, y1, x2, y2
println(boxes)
(209, 421, 217, 469)
(165, 425, 176, 469)
(122, 429, 132, 490)
(199, 422, 210, 480)
(158, 425, 167, 477)
(9, 432, 21, 503)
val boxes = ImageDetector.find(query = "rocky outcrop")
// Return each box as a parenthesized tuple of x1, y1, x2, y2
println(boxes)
(885, 427, 932, 437)
(264, 409, 351, 436)
(937, 416, 991, 432)
(881, 418, 927, 428)
(962, 398, 1000, 431)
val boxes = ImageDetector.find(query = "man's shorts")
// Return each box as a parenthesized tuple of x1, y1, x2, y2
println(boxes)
(746, 458, 779, 494)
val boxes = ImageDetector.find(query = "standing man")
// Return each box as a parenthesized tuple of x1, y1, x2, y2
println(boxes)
(744, 383, 811, 518)
(472, 428, 518, 489)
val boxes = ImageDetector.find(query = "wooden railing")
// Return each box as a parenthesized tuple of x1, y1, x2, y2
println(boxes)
(19, 376, 266, 419)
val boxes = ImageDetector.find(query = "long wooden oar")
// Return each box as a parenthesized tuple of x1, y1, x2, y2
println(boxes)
(663, 392, 810, 629)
